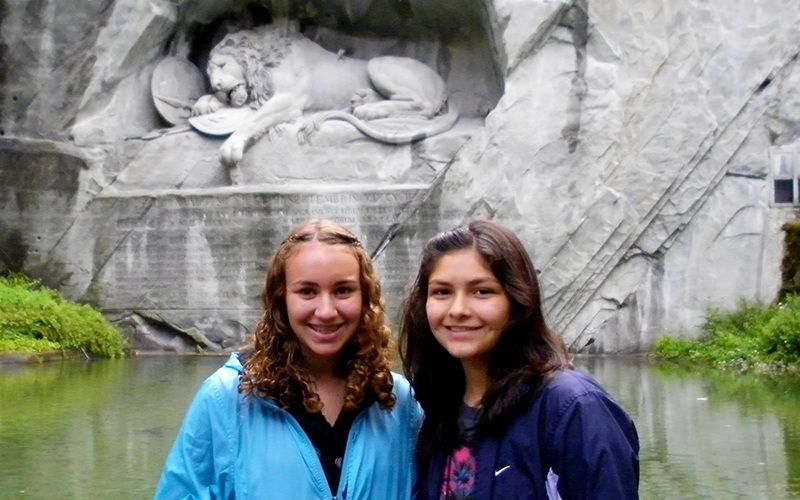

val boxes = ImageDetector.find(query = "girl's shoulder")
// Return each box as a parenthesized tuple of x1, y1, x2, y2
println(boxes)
(389, 371, 418, 408)
(528, 369, 616, 418)
(543, 369, 607, 398)
(386, 372, 423, 423)
(208, 353, 245, 389)
(390, 371, 412, 394)
(191, 354, 248, 409)
(532, 369, 635, 433)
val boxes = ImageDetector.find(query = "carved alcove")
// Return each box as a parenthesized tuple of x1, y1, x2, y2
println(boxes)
(110, 0, 503, 190)
(63, 0, 506, 351)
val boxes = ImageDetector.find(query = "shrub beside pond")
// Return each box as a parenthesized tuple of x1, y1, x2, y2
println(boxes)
(655, 295, 800, 372)
(0, 275, 127, 358)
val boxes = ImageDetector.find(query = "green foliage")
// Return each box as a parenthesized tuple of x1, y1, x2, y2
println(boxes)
(761, 295, 800, 363)
(0, 333, 61, 353)
(780, 218, 800, 299)
(0, 275, 127, 358)
(654, 296, 800, 372)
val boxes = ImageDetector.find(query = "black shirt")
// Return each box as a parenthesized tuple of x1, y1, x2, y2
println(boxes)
(458, 403, 481, 443)
(288, 403, 358, 495)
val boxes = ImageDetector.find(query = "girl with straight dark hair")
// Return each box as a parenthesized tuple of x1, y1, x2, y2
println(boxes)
(400, 219, 639, 499)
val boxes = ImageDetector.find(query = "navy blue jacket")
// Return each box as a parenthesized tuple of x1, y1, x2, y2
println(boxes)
(417, 369, 639, 499)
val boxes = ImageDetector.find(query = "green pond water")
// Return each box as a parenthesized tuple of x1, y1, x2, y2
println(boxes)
(1, 355, 799, 499)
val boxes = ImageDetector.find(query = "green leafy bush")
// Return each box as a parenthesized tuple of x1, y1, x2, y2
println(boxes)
(760, 295, 800, 363)
(0, 276, 127, 358)
(0, 333, 61, 353)
(654, 296, 800, 372)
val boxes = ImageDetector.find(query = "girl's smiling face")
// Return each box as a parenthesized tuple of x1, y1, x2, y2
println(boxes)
(284, 241, 363, 371)
(426, 248, 511, 371)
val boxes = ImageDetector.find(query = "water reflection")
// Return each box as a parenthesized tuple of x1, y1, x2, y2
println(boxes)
(1, 355, 799, 499)
(0, 356, 223, 499)
(576, 356, 800, 500)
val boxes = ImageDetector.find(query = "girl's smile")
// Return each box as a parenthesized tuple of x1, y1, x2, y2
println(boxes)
(426, 248, 511, 370)
(284, 241, 363, 369)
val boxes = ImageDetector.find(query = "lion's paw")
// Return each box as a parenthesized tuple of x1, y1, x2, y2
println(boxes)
(192, 94, 225, 116)
(350, 88, 382, 111)
(296, 117, 323, 144)
(353, 103, 390, 121)
(266, 124, 286, 141)
(220, 134, 246, 166)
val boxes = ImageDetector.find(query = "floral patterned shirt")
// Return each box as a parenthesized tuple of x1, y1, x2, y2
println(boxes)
(439, 404, 480, 499)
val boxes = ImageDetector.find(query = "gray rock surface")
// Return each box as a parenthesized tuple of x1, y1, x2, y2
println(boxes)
(1, 0, 798, 352)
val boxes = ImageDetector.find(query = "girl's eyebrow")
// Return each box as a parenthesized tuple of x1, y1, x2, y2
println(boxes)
(287, 280, 318, 287)
(333, 279, 360, 286)
(468, 277, 501, 286)
(428, 277, 500, 286)
(288, 278, 359, 286)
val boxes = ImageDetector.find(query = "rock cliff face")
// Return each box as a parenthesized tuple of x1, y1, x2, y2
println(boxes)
(441, 0, 800, 352)
(1, 0, 798, 352)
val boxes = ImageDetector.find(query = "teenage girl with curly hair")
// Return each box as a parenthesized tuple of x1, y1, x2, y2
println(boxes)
(157, 220, 421, 499)
(400, 219, 639, 499)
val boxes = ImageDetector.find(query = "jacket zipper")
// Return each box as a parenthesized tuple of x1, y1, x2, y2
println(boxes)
(336, 412, 365, 500)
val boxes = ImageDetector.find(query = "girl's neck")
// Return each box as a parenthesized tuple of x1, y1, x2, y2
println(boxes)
(314, 375, 347, 425)
(302, 348, 340, 380)
(461, 359, 490, 408)
(303, 355, 347, 425)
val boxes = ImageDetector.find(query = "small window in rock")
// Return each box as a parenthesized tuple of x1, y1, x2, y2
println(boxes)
(771, 147, 800, 206)
(775, 179, 795, 204)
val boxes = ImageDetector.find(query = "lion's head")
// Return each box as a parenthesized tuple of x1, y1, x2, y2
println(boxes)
(207, 26, 296, 108)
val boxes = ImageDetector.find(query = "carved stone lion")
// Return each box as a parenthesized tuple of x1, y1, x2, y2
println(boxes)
(191, 25, 458, 166)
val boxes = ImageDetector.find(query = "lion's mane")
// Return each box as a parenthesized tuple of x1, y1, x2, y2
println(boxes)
(210, 26, 296, 108)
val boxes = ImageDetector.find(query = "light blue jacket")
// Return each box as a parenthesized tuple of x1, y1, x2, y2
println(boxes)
(155, 354, 422, 500)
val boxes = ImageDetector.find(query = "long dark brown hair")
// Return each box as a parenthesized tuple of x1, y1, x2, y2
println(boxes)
(399, 219, 571, 456)
(240, 219, 395, 412)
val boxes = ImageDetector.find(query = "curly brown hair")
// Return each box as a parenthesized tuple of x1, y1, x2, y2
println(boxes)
(240, 219, 396, 413)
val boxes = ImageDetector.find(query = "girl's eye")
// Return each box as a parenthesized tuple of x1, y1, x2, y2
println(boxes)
(335, 286, 355, 296)
(474, 288, 494, 296)
(296, 288, 316, 297)
(429, 288, 451, 297)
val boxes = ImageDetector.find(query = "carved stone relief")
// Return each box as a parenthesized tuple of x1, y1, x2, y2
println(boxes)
(116, 14, 493, 191)
(185, 24, 459, 167)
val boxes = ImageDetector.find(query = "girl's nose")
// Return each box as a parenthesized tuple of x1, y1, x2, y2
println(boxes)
(315, 294, 338, 320)
(448, 292, 470, 318)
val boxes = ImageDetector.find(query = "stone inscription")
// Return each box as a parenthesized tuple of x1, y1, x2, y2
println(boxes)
(89, 188, 451, 332)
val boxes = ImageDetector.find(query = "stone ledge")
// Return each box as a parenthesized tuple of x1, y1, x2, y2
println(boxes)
(98, 182, 432, 199)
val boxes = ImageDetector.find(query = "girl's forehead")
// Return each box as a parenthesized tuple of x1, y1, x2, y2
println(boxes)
(430, 248, 494, 277)
(283, 240, 361, 281)
(288, 239, 357, 255)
